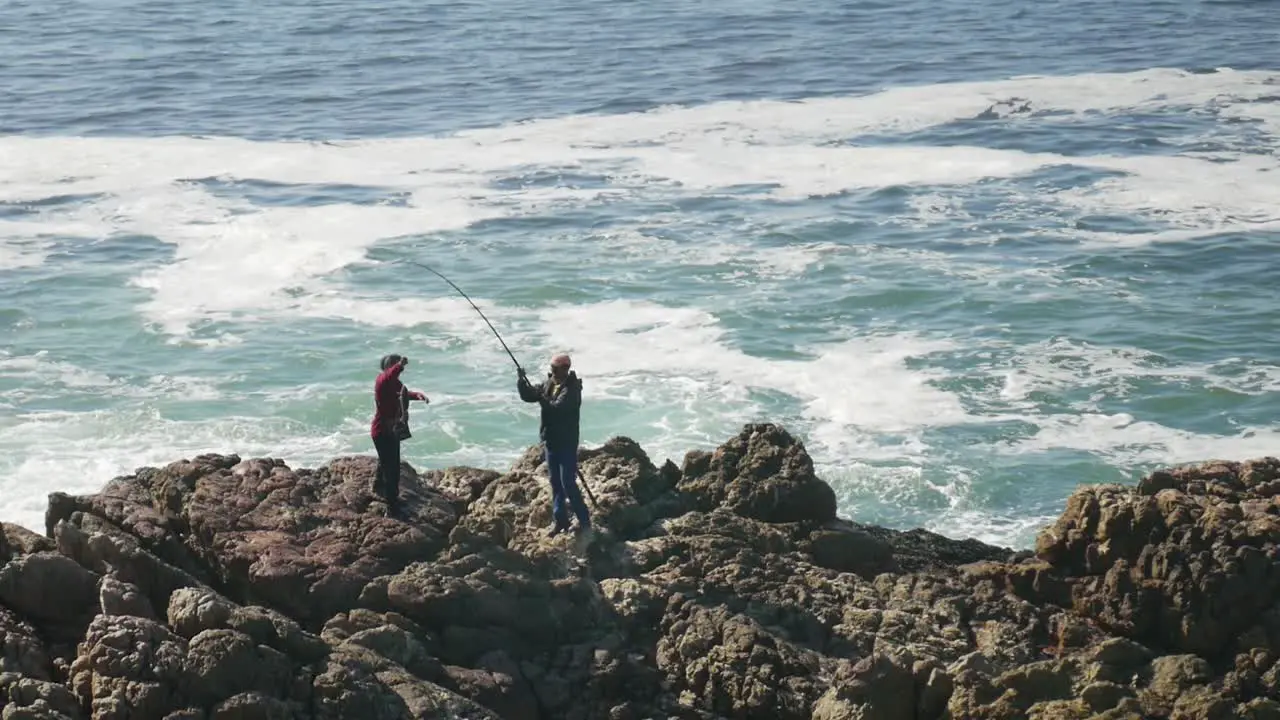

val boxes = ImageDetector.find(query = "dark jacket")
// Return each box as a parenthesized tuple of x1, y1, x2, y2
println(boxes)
(518, 370, 582, 450)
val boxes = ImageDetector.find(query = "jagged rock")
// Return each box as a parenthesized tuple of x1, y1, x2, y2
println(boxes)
(209, 692, 295, 720)
(678, 424, 837, 523)
(1, 523, 55, 561)
(655, 601, 825, 719)
(426, 468, 503, 515)
(1139, 654, 1215, 716)
(1243, 698, 1280, 720)
(183, 628, 296, 707)
(312, 644, 499, 719)
(439, 656, 538, 720)
(0, 608, 53, 681)
(0, 552, 99, 645)
(802, 523, 896, 577)
(54, 519, 204, 618)
(59, 586, 489, 719)
(98, 575, 156, 620)
(341, 624, 443, 682)
(809, 650, 920, 719)
(0, 674, 82, 719)
(166, 587, 328, 664)
(47, 454, 462, 629)
(69, 614, 189, 719)
(2, 425, 1279, 720)
(1019, 457, 1280, 658)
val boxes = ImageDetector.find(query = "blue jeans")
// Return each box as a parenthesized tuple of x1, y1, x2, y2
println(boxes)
(546, 446, 590, 529)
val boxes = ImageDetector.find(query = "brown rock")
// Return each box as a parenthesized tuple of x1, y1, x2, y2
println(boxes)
(69, 614, 189, 719)
(98, 575, 157, 620)
(2, 523, 56, 560)
(0, 552, 99, 638)
(810, 650, 919, 719)
(804, 525, 896, 578)
(183, 629, 294, 707)
(0, 606, 54, 680)
(426, 467, 502, 514)
(8, 425, 1280, 720)
(0, 674, 82, 719)
(656, 602, 824, 720)
(312, 644, 499, 720)
(209, 692, 297, 720)
(679, 424, 837, 523)
(1243, 698, 1280, 720)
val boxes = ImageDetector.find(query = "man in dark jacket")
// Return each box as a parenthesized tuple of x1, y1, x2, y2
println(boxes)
(517, 353, 590, 536)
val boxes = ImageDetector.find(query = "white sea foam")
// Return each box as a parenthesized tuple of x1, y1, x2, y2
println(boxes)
(1062, 154, 1280, 235)
(1222, 101, 1280, 141)
(996, 338, 1280, 404)
(451, 67, 1280, 148)
(590, 227, 842, 280)
(0, 351, 116, 393)
(1, 311, 1273, 542)
(0, 66, 1276, 338)
(1003, 413, 1280, 470)
(931, 510, 1062, 550)
(0, 351, 228, 401)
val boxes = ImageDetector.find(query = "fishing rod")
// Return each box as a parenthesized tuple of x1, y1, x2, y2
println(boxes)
(578, 469, 598, 508)
(401, 258, 599, 508)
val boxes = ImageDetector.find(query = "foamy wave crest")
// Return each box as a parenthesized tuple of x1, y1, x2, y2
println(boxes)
(997, 338, 1280, 403)
(1, 66, 1277, 336)
(1004, 413, 1280, 469)
(0, 351, 228, 401)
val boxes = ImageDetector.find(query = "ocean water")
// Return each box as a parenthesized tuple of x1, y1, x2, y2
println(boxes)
(2, 0, 1279, 548)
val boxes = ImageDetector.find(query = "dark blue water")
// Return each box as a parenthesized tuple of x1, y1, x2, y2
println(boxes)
(3, 0, 1277, 139)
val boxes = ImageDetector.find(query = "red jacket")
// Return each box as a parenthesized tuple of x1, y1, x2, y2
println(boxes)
(371, 362, 425, 438)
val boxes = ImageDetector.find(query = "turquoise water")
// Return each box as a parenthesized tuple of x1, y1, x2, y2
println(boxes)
(2, 0, 1279, 547)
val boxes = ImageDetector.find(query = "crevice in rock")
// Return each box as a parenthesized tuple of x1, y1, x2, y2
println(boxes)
(514, 660, 551, 720)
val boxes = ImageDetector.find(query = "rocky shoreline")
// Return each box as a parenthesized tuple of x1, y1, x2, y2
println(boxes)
(1, 423, 1278, 719)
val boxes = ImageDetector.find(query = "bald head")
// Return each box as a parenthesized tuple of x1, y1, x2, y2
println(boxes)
(550, 353, 571, 378)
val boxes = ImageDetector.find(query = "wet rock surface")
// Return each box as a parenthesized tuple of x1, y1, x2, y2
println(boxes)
(0, 422, 1274, 718)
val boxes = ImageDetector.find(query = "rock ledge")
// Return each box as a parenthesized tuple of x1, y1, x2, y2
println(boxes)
(0, 423, 1276, 719)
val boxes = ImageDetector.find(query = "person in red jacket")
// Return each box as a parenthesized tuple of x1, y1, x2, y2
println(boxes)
(371, 354, 428, 513)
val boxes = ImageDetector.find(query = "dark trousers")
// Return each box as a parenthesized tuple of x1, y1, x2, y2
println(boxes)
(546, 446, 590, 529)
(372, 431, 401, 505)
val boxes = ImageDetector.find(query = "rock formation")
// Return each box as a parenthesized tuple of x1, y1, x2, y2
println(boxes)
(0, 422, 1277, 719)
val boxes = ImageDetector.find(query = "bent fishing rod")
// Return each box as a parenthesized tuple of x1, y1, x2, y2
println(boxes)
(400, 258, 598, 508)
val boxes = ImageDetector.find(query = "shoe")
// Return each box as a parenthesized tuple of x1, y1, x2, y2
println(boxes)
(572, 522, 592, 536)
(548, 523, 570, 538)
